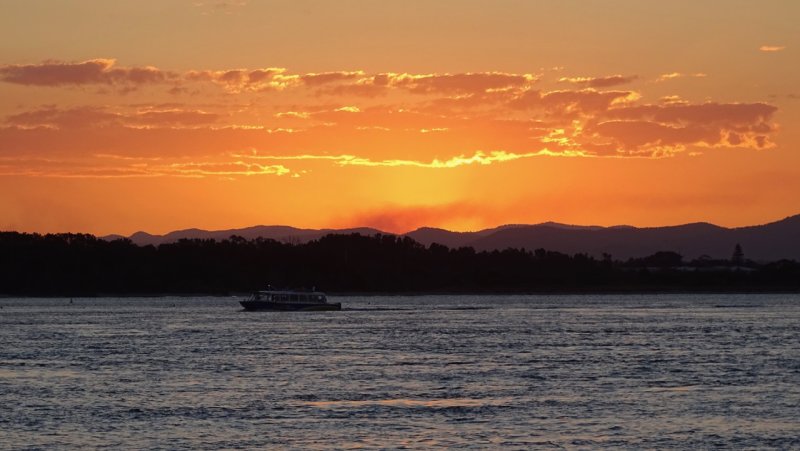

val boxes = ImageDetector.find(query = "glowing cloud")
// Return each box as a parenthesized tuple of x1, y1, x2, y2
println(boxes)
(388, 72, 539, 94)
(759, 45, 786, 52)
(275, 111, 311, 119)
(236, 149, 587, 169)
(656, 72, 707, 82)
(559, 75, 638, 88)
(0, 60, 782, 184)
(334, 106, 361, 113)
(184, 67, 293, 92)
(301, 71, 364, 85)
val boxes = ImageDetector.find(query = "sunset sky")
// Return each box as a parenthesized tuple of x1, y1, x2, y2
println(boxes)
(1, 0, 798, 235)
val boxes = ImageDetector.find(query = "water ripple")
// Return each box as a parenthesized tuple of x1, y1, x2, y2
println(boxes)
(0, 294, 799, 449)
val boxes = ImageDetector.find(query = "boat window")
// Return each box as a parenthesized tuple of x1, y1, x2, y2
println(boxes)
(299, 295, 308, 302)
(290, 294, 298, 302)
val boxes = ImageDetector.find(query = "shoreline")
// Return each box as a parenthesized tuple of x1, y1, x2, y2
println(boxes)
(2, 288, 800, 299)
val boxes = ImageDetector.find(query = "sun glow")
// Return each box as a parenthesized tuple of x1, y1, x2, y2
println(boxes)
(0, 1, 798, 235)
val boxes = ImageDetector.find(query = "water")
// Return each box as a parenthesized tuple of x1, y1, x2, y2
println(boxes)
(1, 294, 799, 449)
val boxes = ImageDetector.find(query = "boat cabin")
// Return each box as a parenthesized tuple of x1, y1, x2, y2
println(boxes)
(249, 290, 328, 304)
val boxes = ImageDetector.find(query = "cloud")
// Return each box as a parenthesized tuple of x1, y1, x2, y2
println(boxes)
(588, 120, 718, 156)
(0, 58, 781, 164)
(605, 102, 777, 127)
(0, 61, 368, 93)
(587, 102, 778, 154)
(316, 78, 390, 97)
(130, 109, 221, 127)
(423, 90, 517, 112)
(6, 106, 120, 129)
(334, 106, 361, 113)
(511, 89, 638, 114)
(389, 72, 539, 94)
(0, 62, 627, 110)
(656, 72, 707, 82)
(308, 106, 445, 130)
(660, 95, 687, 105)
(185, 68, 536, 95)
(3, 95, 778, 164)
(275, 111, 311, 119)
(163, 161, 290, 177)
(0, 60, 366, 93)
(541, 89, 638, 112)
(759, 45, 786, 52)
(300, 71, 364, 86)
(5, 106, 220, 129)
(335, 150, 560, 168)
(0, 154, 154, 178)
(316, 71, 538, 97)
(559, 75, 638, 88)
(235, 149, 586, 170)
(231, 152, 352, 162)
(184, 67, 293, 92)
(0, 59, 175, 86)
(0, 154, 290, 179)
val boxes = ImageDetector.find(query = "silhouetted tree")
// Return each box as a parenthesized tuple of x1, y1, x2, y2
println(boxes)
(0, 232, 798, 295)
(637, 251, 683, 268)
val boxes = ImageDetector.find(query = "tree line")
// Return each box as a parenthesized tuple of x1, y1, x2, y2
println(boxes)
(1, 232, 798, 296)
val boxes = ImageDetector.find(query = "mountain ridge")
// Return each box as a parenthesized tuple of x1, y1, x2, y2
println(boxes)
(101, 214, 800, 261)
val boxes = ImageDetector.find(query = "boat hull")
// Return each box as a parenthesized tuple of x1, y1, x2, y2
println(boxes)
(240, 300, 342, 311)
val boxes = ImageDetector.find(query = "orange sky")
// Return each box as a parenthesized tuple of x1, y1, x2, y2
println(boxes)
(1, 1, 798, 235)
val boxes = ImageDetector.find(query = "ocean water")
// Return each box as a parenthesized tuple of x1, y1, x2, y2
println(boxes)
(1, 294, 799, 449)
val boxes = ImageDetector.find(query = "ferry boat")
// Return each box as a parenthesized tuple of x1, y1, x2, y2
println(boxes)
(239, 289, 341, 311)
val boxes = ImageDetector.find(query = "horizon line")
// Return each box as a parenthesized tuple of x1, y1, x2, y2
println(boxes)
(5, 212, 798, 238)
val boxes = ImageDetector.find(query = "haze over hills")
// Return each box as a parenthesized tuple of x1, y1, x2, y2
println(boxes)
(103, 214, 800, 261)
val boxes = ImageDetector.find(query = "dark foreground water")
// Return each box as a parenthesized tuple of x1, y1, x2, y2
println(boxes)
(1, 295, 799, 449)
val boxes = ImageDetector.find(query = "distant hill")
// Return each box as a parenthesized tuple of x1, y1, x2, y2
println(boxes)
(410, 216, 800, 261)
(116, 226, 383, 247)
(103, 214, 800, 261)
(404, 226, 497, 249)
